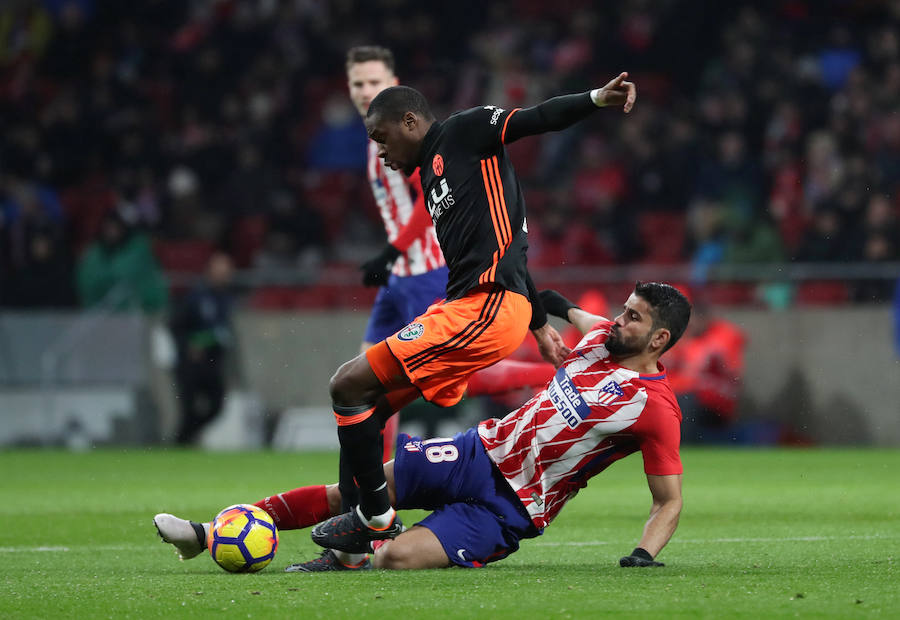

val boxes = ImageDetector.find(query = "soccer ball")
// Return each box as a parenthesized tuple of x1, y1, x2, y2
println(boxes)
(207, 504, 279, 573)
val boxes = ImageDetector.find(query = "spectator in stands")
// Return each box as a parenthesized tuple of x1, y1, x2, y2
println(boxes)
(697, 131, 762, 221)
(795, 207, 850, 262)
(0, 0, 897, 295)
(850, 195, 899, 302)
(169, 251, 237, 445)
(3, 220, 75, 308)
(75, 207, 168, 312)
(855, 195, 899, 259)
(666, 295, 746, 443)
(722, 210, 784, 266)
(253, 188, 325, 274)
(0, 177, 75, 307)
(527, 192, 598, 269)
(0, 1, 53, 66)
(686, 196, 727, 282)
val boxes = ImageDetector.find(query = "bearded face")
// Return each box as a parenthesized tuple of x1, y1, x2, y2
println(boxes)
(605, 322, 653, 357)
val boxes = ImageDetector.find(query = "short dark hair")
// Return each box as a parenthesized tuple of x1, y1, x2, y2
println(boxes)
(367, 85, 434, 123)
(634, 281, 692, 353)
(346, 46, 395, 73)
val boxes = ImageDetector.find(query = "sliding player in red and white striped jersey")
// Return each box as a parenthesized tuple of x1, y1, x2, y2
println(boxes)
(479, 307, 683, 530)
(154, 282, 690, 571)
(363, 281, 690, 569)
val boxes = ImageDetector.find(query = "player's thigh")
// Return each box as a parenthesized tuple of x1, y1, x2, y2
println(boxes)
(386, 286, 531, 406)
(372, 525, 449, 570)
(329, 351, 393, 405)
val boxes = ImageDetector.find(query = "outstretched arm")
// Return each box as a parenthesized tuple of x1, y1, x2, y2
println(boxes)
(503, 72, 636, 144)
(620, 474, 682, 566)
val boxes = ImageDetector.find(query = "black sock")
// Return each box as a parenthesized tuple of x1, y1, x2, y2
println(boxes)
(190, 521, 207, 550)
(337, 448, 359, 514)
(354, 466, 391, 519)
(334, 404, 389, 519)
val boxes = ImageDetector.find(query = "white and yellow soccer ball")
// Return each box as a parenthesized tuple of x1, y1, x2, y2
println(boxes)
(207, 504, 279, 573)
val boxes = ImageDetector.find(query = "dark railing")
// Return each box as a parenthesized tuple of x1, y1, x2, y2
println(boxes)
(164, 261, 900, 288)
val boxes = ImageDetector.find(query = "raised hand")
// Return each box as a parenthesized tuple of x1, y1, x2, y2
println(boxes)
(593, 72, 637, 113)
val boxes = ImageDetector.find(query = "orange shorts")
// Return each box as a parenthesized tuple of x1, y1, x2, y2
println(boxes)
(365, 285, 531, 407)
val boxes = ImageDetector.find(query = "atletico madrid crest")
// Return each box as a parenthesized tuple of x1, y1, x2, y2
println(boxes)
(597, 380, 624, 405)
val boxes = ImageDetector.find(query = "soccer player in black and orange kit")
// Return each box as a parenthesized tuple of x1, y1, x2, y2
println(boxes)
(309, 72, 638, 560)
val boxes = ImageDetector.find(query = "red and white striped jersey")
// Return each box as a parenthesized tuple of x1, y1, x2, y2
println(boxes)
(367, 140, 445, 277)
(478, 320, 683, 529)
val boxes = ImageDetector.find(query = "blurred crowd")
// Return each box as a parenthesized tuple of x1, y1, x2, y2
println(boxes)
(1, 0, 899, 311)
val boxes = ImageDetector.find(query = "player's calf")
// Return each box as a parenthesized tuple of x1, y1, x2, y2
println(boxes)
(371, 526, 451, 569)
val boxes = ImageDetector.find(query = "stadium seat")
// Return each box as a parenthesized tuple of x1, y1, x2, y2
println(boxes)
(637, 211, 686, 264)
(794, 281, 849, 306)
(230, 215, 268, 268)
(333, 285, 380, 311)
(248, 287, 292, 310)
(702, 282, 756, 306)
(60, 181, 117, 253)
(506, 137, 541, 180)
(152, 239, 216, 273)
(304, 172, 365, 243)
(248, 285, 348, 310)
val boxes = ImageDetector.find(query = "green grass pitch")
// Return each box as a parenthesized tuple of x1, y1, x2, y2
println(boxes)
(1, 448, 897, 618)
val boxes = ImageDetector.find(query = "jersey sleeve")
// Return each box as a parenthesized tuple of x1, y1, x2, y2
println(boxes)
(501, 91, 598, 144)
(447, 93, 599, 153)
(639, 403, 683, 476)
(444, 105, 522, 154)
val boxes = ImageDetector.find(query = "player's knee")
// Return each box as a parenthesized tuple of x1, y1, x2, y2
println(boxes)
(328, 361, 356, 403)
(329, 356, 383, 406)
(372, 540, 415, 569)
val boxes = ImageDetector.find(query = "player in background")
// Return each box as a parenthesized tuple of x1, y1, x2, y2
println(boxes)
(311, 73, 638, 561)
(154, 282, 690, 570)
(346, 46, 447, 463)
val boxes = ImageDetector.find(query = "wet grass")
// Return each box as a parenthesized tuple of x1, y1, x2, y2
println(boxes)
(1, 447, 897, 618)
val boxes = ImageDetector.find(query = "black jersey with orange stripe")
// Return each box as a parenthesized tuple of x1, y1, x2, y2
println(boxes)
(417, 93, 599, 301)
(417, 105, 531, 300)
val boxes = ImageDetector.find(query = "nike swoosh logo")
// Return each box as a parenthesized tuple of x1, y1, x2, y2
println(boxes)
(457, 549, 467, 561)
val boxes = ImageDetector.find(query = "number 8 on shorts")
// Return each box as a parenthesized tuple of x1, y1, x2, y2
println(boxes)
(424, 442, 459, 463)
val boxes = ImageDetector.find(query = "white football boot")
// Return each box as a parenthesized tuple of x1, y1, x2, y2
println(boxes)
(153, 513, 209, 560)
